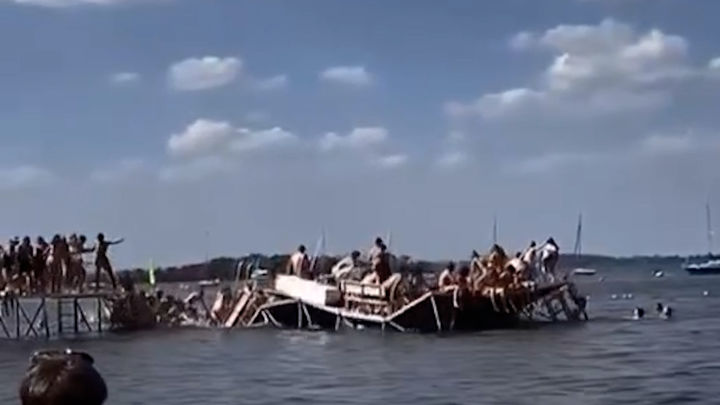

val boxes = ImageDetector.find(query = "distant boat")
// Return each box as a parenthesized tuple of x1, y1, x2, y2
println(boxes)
(684, 203, 720, 275)
(573, 268, 597, 276)
(571, 213, 598, 277)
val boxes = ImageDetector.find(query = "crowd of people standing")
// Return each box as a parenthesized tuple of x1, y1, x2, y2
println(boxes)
(0, 233, 123, 295)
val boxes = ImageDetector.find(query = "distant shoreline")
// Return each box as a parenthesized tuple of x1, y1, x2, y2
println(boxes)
(119, 253, 704, 284)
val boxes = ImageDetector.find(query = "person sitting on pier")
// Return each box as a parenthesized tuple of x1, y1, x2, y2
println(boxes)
(93, 233, 123, 291)
(287, 244, 312, 279)
(539, 237, 560, 282)
(331, 250, 361, 281)
(19, 349, 107, 405)
(437, 262, 456, 290)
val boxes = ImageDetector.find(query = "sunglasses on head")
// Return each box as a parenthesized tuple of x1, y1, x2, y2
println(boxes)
(30, 349, 94, 366)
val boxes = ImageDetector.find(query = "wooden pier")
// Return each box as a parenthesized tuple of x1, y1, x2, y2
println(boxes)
(0, 292, 114, 340)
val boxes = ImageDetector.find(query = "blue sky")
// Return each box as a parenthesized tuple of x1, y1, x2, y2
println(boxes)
(2, 0, 720, 267)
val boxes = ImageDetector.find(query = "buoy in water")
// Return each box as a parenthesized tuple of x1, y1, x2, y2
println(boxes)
(611, 294, 618, 300)
(703, 290, 710, 296)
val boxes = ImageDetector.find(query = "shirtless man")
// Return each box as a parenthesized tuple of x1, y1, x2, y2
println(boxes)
(331, 250, 360, 281)
(287, 245, 311, 279)
(437, 262, 456, 290)
(70, 235, 93, 292)
(94, 233, 123, 291)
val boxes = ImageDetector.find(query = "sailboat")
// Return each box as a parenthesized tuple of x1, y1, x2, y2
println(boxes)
(684, 203, 720, 275)
(571, 213, 597, 276)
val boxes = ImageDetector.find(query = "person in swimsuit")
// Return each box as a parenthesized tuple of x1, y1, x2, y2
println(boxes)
(94, 233, 123, 291)
(437, 262, 456, 290)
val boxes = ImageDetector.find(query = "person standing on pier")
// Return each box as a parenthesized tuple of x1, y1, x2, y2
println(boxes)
(34, 237, 49, 294)
(17, 236, 34, 293)
(94, 233, 123, 291)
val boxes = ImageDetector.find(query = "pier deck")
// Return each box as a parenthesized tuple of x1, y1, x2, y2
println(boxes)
(0, 292, 114, 340)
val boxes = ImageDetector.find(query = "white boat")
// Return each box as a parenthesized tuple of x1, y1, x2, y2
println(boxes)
(573, 268, 597, 276)
(684, 203, 720, 275)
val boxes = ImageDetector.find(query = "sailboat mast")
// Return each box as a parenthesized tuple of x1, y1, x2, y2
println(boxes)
(573, 213, 583, 257)
(707, 203, 713, 256)
(492, 215, 498, 245)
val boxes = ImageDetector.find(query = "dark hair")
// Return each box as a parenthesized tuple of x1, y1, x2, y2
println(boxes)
(447, 262, 455, 271)
(20, 352, 107, 405)
(298, 245, 306, 253)
(351, 250, 361, 258)
(97, 233, 105, 241)
(375, 237, 384, 246)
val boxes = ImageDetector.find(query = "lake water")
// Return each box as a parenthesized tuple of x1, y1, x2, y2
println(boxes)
(2, 270, 720, 404)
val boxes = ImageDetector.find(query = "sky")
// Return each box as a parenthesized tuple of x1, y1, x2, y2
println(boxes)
(1, 0, 720, 267)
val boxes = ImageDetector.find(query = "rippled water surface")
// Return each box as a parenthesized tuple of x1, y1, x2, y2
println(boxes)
(2, 270, 720, 404)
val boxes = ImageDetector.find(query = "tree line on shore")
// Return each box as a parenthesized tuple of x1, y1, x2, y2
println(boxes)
(120, 253, 697, 284)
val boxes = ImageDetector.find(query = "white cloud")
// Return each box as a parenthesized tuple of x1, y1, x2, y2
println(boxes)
(710, 58, 720, 70)
(230, 127, 296, 152)
(168, 56, 241, 91)
(0, 166, 52, 190)
(374, 154, 408, 169)
(436, 151, 467, 169)
(91, 159, 146, 183)
(168, 119, 297, 158)
(450, 19, 699, 121)
(640, 133, 697, 155)
(319, 66, 373, 86)
(319, 127, 388, 151)
(253, 74, 288, 91)
(109, 72, 140, 85)
(158, 157, 233, 183)
(168, 119, 235, 157)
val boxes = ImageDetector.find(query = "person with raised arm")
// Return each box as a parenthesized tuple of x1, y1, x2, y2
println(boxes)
(93, 233, 123, 291)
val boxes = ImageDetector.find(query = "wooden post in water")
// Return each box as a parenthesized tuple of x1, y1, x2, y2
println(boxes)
(15, 298, 21, 340)
(97, 297, 103, 333)
(42, 297, 50, 339)
(73, 298, 79, 334)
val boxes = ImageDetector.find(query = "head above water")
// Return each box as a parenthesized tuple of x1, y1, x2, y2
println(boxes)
(97, 233, 105, 242)
(447, 262, 455, 271)
(19, 349, 107, 405)
(297, 245, 306, 253)
(374, 237, 384, 247)
(529, 241, 537, 248)
(351, 250, 361, 259)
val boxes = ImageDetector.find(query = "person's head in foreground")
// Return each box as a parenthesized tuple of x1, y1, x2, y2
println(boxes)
(20, 349, 107, 405)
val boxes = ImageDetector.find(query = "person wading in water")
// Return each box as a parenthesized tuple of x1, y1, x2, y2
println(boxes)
(94, 233, 123, 291)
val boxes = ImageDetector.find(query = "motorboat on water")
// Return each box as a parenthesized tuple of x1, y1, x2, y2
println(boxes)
(572, 268, 597, 276)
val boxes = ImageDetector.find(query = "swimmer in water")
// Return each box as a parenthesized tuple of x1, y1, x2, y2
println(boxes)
(632, 307, 645, 320)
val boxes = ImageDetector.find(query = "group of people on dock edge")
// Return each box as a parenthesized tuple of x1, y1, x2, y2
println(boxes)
(0, 233, 123, 296)
(285, 236, 562, 297)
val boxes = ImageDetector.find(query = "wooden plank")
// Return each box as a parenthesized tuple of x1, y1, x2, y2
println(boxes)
(224, 292, 250, 328)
